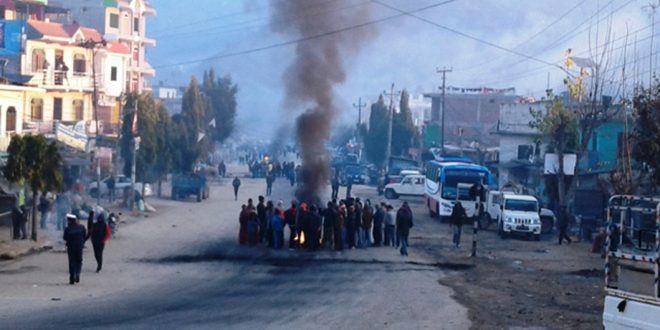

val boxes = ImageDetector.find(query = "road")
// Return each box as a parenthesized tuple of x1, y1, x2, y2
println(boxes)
(0, 171, 470, 329)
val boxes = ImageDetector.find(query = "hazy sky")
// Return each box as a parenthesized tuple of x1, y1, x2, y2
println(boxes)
(147, 0, 652, 138)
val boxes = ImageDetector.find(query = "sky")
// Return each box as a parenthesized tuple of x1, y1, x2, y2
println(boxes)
(146, 0, 653, 139)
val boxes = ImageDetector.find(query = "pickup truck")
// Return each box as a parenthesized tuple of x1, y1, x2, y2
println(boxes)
(171, 173, 209, 202)
(384, 174, 425, 199)
(603, 195, 660, 329)
(486, 191, 541, 240)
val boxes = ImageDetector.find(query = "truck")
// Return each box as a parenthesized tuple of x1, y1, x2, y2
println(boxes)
(602, 195, 660, 329)
(171, 173, 209, 202)
(383, 174, 425, 199)
(486, 191, 542, 240)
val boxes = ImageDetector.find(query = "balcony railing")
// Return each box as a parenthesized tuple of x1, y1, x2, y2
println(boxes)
(28, 68, 94, 90)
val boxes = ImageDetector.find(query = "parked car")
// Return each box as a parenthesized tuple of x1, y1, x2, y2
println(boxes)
(383, 174, 425, 199)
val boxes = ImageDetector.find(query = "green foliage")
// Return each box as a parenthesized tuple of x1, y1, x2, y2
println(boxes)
(529, 100, 579, 153)
(177, 76, 209, 172)
(632, 85, 660, 187)
(364, 95, 389, 166)
(202, 68, 238, 143)
(3, 134, 63, 240)
(120, 93, 174, 182)
(392, 90, 419, 156)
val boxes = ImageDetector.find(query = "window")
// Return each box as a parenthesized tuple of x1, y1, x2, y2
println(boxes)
(111, 66, 118, 81)
(517, 145, 534, 161)
(53, 98, 62, 121)
(6, 107, 16, 132)
(31, 49, 46, 72)
(133, 17, 139, 33)
(73, 54, 86, 75)
(73, 100, 84, 121)
(30, 98, 43, 121)
(109, 13, 119, 28)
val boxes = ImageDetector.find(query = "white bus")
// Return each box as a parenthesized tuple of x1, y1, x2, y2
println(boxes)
(425, 160, 492, 221)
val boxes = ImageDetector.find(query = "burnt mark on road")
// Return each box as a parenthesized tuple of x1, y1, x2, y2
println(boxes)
(0, 265, 39, 274)
(139, 252, 474, 272)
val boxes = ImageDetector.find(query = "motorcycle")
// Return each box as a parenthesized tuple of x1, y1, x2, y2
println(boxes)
(108, 212, 121, 235)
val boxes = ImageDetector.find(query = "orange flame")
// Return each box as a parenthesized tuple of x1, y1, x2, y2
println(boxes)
(299, 231, 305, 245)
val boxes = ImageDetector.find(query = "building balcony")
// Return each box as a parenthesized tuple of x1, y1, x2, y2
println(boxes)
(28, 69, 94, 92)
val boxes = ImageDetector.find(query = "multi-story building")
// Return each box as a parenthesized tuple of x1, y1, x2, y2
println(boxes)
(60, 0, 156, 93)
(153, 82, 183, 115)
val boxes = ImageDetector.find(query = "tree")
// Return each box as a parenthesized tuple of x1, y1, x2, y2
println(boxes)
(175, 76, 209, 172)
(202, 68, 238, 144)
(120, 93, 173, 197)
(4, 135, 63, 241)
(631, 83, 660, 189)
(391, 90, 418, 157)
(364, 95, 389, 166)
(530, 100, 578, 208)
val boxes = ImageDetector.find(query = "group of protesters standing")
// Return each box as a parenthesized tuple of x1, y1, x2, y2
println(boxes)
(237, 195, 414, 256)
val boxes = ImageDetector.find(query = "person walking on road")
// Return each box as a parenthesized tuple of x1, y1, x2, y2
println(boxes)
(232, 177, 241, 201)
(396, 202, 413, 256)
(558, 206, 572, 245)
(451, 202, 467, 248)
(331, 175, 340, 200)
(87, 212, 111, 273)
(384, 204, 396, 247)
(106, 176, 116, 203)
(63, 214, 86, 284)
(266, 175, 274, 196)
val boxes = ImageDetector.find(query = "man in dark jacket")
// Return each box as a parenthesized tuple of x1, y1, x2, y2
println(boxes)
(11, 203, 26, 240)
(373, 203, 385, 246)
(396, 202, 414, 256)
(322, 202, 335, 249)
(257, 196, 267, 243)
(63, 214, 86, 284)
(232, 177, 241, 201)
(285, 201, 297, 249)
(557, 206, 572, 245)
(331, 175, 340, 200)
(450, 202, 467, 248)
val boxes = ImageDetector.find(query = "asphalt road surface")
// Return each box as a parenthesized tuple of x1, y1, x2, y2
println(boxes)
(0, 171, 470, 329)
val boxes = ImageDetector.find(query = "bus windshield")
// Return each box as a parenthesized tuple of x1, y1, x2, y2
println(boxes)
(440, 169, 486, 200)
(504, 199, 538, 212)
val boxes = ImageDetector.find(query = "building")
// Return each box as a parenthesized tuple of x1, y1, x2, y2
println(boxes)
(0, 84, 46, 149)
(408, 93, 431, 128)
(61, 0, 156, 93)
(424, 87, 519, 148)
(153, 82, 183, 115)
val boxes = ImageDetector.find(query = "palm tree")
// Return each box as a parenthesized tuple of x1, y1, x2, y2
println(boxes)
(4, 135, 63, 241)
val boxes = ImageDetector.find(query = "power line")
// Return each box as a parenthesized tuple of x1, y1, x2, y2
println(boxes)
(153, 0, 460, 69)
(371, 0, 568, 74)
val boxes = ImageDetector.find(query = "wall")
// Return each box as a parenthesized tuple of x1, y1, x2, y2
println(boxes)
(101, 51, 125, 97)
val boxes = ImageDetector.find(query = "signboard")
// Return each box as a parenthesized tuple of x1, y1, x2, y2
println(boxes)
(544, 153, 577, 175)
(55, 122, 88, 152)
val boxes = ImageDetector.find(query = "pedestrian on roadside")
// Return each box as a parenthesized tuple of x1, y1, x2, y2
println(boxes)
(271, 203, 285, 249)
(266, 201, 274, 248)
(218, 161, 227, 178)
(106, 176, 116, 203)
(373, 203, 384, 246)
(322, 202, 335, 249)
(450, 202, 467, 248)
(307, 205, 322, 251)
(345, 203, 357, 249)
(558, 206, 572, 245)
(285, 201, 297, 249)
(396, 202, 413, 256)
(63, 214, 86, 284)
(257, 196, 267, 244)
(238, 204, 248, 245)
(87, 212, 111, 273)
(266, 175, 274, 196)
(39, 192, 50, 230)
(11, 202, 26, 240)
(355, 198, 364, 247)
(331, 175, 340, 200)
(361, 201, 374, 247)
(247, 207, 259, 247)
(345, 180, 352, 199)
(384, 204, 396, 247)
(232, 177, 241, 201)
(334, 202, 346, 251)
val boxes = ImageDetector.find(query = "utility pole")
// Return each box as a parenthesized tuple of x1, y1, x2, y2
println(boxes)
(436, 67, 452, 155)
(647, 1, 659, 88)
(383, 84, 400, 173)
(353, 97, 366, 127)
(81, 39, 106, 206)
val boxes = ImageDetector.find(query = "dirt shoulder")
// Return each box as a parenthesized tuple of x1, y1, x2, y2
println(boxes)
(406, 199, 604, 330)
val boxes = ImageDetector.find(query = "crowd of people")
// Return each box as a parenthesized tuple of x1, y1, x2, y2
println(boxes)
(237, 195, 414, 256)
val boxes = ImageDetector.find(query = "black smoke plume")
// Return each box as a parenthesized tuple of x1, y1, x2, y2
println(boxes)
(270, 0, 375, 203)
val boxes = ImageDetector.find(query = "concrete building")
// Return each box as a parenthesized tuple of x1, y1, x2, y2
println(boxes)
(61, 0, 156, 93)
(0, 84, 46, 150)
(424, 87, 519, 148)
(153, 83, 183, 115)
(408, 93, 431, 128)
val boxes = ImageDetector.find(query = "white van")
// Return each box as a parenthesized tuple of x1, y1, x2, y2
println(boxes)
(487, 192, 541, 240)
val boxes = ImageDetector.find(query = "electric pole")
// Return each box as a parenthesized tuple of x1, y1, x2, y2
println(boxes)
(383, 83, 400, 173)
(353, 97, 366, 127)
(436, 67, 452, 155)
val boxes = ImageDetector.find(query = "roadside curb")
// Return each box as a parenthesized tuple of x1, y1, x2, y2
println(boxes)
(0, 241, 54, 261)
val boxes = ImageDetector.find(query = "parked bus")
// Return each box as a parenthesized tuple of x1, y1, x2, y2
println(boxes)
(425, 161, 492, 221)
